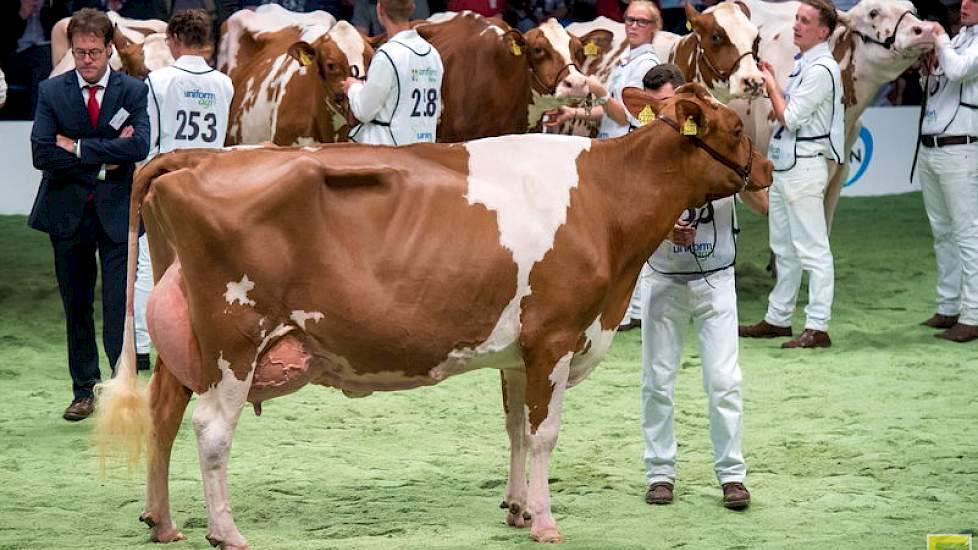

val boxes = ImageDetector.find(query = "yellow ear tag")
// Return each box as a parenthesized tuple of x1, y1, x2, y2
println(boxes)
(682, 116, 698, 136)
(686, 20, 692, 32)
(637, 104, 655, 125)
(511, 41, 522, 56)
(584, 41, 599, 57)
(298, 50, 313, 67)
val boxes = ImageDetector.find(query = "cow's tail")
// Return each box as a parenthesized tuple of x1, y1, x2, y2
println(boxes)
(94, 156, 180, 472)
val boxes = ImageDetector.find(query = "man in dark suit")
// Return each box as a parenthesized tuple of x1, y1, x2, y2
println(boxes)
(29, 8, 150, 421)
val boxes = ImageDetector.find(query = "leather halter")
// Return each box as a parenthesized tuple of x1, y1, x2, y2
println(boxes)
(851, 10, 915, 50)
(693, 33, 760, 83)
(658, 114, 758, 192)
(531, 62, 582, 95)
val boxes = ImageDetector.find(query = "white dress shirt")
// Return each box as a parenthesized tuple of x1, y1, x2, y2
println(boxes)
(923, 25, 978, 136)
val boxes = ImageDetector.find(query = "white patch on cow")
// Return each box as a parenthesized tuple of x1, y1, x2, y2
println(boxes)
(234, 53, 300, 143)
(539, 19, 575, 67)
(142, 33, 175, 72)
(524, 352, 571, 533)
(221, 144, 264, 151)
(426, 11, 460, 23)
(328, 21, 367, 79)
(293, 137, 316, 146)
(244, 3, 335, 37)
(224, 274, 256, 307)
(302, 146, 320, 152)
(290, 310, 324, 330)
(567, 319, 616, 387)
(428, 135, 590, 378)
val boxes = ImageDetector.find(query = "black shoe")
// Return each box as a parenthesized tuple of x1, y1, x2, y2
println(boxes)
(137, 353, 151, 371)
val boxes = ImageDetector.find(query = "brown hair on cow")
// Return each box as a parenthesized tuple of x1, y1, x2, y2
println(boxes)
(167, 9, 213, 49)
(800, 0, 838, 34)
(68, 8, 114, 46)
(380, 0, 415, 23)
(643, 63, 686, 92)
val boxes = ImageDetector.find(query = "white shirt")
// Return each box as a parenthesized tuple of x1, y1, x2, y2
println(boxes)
(922, 25, 978, 136)
(74, 69, 112, 179)
(347, 29, 444, 145)
(145, 55, 235, 159)
(779, 42, 843, 161)
(597, 43, 659, 139)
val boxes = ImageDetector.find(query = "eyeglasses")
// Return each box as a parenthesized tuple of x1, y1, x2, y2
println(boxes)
(624, 16, 654, 28)
(72, 48, 106, 60)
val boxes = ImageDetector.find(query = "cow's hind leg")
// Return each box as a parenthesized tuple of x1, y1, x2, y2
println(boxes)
(192, 351, 254, 550)
(141, 359, 192, 543)
(500, 369, 531, 528)
(523, 350, 573, 543)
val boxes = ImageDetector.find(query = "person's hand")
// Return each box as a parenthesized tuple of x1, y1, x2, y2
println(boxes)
(544, 106, 577, 127)
(919, 51, 938, 75)
(340, 76, 360, 94)
(119, 125, 134, 139)
(759, 60, 776, 89)
(669, 223, 696, 246)
(585, 76, 608, 99)
(56, 134, 75, 153)
(19, 0, 38, 19)
(930, 21, 947, 37)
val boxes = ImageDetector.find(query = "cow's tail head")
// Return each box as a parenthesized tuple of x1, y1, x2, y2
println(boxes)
(94, 157, 175, 473)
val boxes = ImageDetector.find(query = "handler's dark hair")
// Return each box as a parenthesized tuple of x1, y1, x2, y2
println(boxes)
(800, 0, 838, 35)
(642, 63, 686, 92)
(380, 0, 415, 22)
(68, 8, 114, 46)
(167, 9, 213, 49)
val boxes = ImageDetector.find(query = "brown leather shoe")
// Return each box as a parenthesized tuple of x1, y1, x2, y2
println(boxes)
(781, 329, 831, 348)
(645, 482, 674, 505)
(921, 313, 960, 329)
(63, 397, 95, 421)
(935, 322, 978, 343)
(739, 320, 792, 338)
(722, 482, 750, 510)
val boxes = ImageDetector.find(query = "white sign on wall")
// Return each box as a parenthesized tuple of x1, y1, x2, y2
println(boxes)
(841, 106, 921, 197)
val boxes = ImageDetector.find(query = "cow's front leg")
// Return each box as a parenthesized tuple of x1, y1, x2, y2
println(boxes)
(500, 369, 531, 528)
(523, 350, 573, 543)
(192, 352, 254, 550)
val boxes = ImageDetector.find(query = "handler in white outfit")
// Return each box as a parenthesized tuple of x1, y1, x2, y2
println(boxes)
(342, 0, 443, 146)
(915, 2, 978, 343)
(545, 0, 661, 331)
(740, 0, 843, 349)
(134, 10, 234, 369)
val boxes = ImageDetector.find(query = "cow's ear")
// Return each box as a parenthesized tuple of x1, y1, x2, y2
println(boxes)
(578, 29, 613, 56)
(672, 98, 707, 136)
(288, 41, 318, 69)
(366, 32, 388, 49)
(112, 25, 133, 52)
(733, 0, 751, 19)
(684, 2, 702, 30)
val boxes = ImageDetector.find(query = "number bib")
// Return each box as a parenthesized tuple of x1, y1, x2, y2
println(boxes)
(148, 62, 233, 154)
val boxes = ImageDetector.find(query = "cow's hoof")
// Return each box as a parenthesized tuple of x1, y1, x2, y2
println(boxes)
(206, 535, 249, 549)
(139, 512, 156, 528)
(531, 527, 564, 543)
(140, 512, 186, 543)
(505, 502, 530, 528)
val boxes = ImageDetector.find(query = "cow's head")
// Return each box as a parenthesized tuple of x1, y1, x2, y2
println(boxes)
(521, 18, 589, 98)
(686, 1, 765, 100)
(288, 21, 373, 117)
(648, 82, 772, 203)
(838, 0, 936, 63)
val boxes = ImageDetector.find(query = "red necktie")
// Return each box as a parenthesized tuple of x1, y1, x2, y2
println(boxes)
(85, 85, 102, 128)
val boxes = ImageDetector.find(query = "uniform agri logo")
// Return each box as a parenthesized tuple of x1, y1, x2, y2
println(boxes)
(928, 533, 972, 549)
(184, 89, 216, 108)
(844, 126, 874, 188)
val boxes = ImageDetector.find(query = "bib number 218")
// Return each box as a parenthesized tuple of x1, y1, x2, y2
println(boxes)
(410, 88, 438, 117)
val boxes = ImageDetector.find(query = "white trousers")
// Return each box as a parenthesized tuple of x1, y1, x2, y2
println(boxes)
(640, 266, 746, 485)
(134, 233, 154, 354)
(918, 143, 978, 325)
(621, 279, 643, 325)
(765, 157, 834, 332)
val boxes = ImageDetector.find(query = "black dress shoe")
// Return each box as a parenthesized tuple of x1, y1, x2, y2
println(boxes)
(739, 320, 792, 338)
(921, 313, 959, 329)
(63, 397, 95, 421)
(618, 318, 642, 332)
(936, 322, 978, 343)
(137, 353, 151, 371)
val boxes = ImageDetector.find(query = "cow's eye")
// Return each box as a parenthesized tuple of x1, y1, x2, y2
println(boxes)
(869, 8, 879, 18)
(712, 33, 723, 44)
(326, 63, 337, 72)
(534, 46, 545, 56)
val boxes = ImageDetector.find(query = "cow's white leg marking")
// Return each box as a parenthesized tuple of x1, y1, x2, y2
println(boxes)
(527, 353, 571, 543)
(502, 369, 530, 528)
(193, 352, 254, 549)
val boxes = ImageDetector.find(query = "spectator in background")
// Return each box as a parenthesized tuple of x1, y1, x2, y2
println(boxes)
(503, 0, 536, 32)
(28, 8, 150, 421)
(0, 0, 71, 119)
(353, 0, 428, 35)
(447, 0, 504, 17)
(114, 0, 169, 20)
(533, 0, 568, 24)
(252, 0, 342, 17)
(594, 0, 625, 22)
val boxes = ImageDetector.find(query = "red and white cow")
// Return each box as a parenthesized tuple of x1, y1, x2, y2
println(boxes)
(414, 11, 590, 142)
(221, 6, 369, 145)
(95, 83, 773, 548)
(50, 11, 172, 78)
(730, 0, 936, 226)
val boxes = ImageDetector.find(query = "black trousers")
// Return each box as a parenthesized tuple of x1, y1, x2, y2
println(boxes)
(50, 201, 127, 400)
(0, 44, 51, 119)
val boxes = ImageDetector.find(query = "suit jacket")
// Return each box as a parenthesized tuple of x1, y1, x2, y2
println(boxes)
(0, 1, 72, 57)
(29, 70, 150, 243)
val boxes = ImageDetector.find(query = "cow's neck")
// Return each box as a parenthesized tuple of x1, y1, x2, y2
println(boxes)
(585, 125, 709, 280)
(669, 34, 731, 103)
(832, 26, 913, 125)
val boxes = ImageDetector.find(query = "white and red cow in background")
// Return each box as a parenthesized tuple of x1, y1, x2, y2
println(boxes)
(50, 11, 172, 79)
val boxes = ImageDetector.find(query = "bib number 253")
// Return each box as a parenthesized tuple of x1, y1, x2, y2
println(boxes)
(410, 88, 438, 117)
(175, 110, 218, 142)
